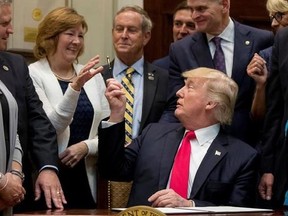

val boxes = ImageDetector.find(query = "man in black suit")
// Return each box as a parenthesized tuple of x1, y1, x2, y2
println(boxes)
(161, 0, 274, 147)
(258, 26, 288, 208)
(100, 5, 169, 208)
(0, 0, 66, 211)
(98, 67, 259, 207)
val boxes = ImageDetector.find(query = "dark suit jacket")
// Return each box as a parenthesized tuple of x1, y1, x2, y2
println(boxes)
(102, 61, 169, 133)
(152, 55, 170, 71)
(261, 27, 288, 208)
(98, 122, 259, 207)
(0, 52, 58, 211)
(164, 21, 274, 145)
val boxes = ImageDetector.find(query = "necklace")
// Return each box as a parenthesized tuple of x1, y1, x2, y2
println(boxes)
(52, 70, 77, 82)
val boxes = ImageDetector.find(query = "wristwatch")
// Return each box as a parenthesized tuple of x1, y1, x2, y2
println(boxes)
(10, 169, 25, 181)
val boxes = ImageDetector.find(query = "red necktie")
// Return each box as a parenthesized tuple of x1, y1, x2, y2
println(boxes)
(170, 131, 196, 198)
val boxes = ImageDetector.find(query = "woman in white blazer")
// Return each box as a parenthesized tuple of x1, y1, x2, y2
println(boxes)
(29, 7, 110, 209)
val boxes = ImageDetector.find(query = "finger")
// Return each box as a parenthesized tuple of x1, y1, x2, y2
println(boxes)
(43, 188, 52, 209)
(52, 189, 64, 209)
(34, 184, 41, 201)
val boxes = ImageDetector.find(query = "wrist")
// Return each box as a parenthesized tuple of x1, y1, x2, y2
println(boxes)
(0, 173, 8, 192)
(10, 169, 25, 182)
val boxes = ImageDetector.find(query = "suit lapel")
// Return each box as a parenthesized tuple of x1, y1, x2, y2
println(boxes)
(193, 33, 214, 68)
(190, 132, 228, 197)
(158, 126, 185, 189)
(140, 62, 158, 132)
(232, 22, 253, 84)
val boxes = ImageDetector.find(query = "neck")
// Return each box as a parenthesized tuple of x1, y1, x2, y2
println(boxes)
(47, 57, 76, 81)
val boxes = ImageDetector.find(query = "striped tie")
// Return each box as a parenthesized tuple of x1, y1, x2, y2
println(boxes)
(122, 67, 135, 145)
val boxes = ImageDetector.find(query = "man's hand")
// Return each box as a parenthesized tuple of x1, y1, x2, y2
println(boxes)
(105, 78, 126, 123)
(258, 173, 274, 200)
(0, 173, 25, 207)
(148, 189, 192, 207)
(34, 169, 67, 209)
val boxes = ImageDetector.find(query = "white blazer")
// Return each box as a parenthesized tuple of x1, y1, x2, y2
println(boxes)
(28, 58, 110, 202)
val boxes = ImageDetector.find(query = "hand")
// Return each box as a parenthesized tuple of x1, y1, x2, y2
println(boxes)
(70, 55, 104, 91)
(34, 169, 67, 209)
(105, 78, 126, 123)
(0, 173, 25, 207)
(59, 141, 88, 168)
(148, 189, 192, 207)
(247, 53, 268, 86)
(258, 173, 274, 200)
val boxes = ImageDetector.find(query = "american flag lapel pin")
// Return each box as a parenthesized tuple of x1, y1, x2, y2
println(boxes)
(215, 150, 221, 156)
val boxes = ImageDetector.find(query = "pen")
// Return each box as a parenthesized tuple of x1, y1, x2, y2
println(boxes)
(106, 56, 111, 70)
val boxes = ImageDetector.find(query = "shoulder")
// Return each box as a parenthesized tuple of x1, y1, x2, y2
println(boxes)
(235, 21, 273, 37)
(0, 51, 26, 64)
(145, 61, 168, 75)
(142, 122, 182, 136)
(152, 56, 170, 70)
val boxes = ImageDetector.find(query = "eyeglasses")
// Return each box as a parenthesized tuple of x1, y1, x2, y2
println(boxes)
(270, 12, 285, 23)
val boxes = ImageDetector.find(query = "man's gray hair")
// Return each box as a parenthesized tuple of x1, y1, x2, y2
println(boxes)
(0, 0, 12, 5)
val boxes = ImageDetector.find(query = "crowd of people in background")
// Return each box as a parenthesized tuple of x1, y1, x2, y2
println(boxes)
(2, 0, 288, 214)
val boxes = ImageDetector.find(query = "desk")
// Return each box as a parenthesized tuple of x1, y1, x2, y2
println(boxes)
(13, 209, 287, 216)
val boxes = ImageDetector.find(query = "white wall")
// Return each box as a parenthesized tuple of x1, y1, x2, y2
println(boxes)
(8, 0, 143, 66)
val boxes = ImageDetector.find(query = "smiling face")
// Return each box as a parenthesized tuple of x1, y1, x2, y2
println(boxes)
(173, 9, 196, 41)
(112, 10, 151, 64)
(0, 4, 13, 51)
(52, 24, 84, 64)
(187, 0, 230, 35)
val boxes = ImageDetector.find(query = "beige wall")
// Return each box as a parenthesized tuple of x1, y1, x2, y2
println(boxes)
(8, 0, 143, 65)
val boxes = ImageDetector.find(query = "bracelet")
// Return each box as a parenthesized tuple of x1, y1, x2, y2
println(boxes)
(10, 170, 25, 182)
(0, 177, 8, 192)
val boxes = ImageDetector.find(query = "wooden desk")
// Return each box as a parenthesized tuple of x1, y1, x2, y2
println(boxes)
(13, 209, 286, 216)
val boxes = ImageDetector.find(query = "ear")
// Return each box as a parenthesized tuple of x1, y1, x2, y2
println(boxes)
(143, 31, 151, 46)
(205, 101, 218, 111)
(221, 0, 230, 12)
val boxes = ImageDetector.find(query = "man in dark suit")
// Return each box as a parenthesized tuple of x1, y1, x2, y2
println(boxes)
(100, 5, 168, 208)
(162, 0, 274, 146)
(0, 0, 66, 211)
(99, 67, 259, 207)
(152, 1, 196, 70)
(258, 26, 288, 208)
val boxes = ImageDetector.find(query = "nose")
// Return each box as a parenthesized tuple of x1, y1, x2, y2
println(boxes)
(180, 24, 188, 33)
(271, 18, 279, 29)
(176, 86, 184, 98)
(7, 23, 13, 34)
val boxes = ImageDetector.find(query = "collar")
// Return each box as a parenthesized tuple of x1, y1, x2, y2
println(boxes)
(113, 56, 144, 76)
(185, 123, 220, 146)
(207, 17, 235, 43)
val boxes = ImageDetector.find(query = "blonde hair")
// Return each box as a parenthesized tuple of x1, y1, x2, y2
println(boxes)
(266, 0, 288, 14)
(182, 67, 238, 125)
(33, 7, 88, 60)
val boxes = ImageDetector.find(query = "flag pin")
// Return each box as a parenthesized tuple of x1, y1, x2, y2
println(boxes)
(215, 150, 221, 156)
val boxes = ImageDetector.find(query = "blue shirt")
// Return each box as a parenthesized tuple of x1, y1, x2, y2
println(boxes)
(113, 56, 144, 138)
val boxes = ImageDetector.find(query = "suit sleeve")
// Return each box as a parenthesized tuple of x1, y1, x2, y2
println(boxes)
(23, 60, 59, 170)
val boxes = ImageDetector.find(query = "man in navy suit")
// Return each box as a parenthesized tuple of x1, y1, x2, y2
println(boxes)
(100, 5, 169, 208)
(0, 0, 66, 211)
(162, 0, 274, 146)
(152, 1, 196, 70)
(98, 67, 259, 207)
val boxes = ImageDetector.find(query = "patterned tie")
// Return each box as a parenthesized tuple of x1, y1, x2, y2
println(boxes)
(170, 130, 196, 198)
(121, 67, 135, 145)
(212, 37, 226, 73)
